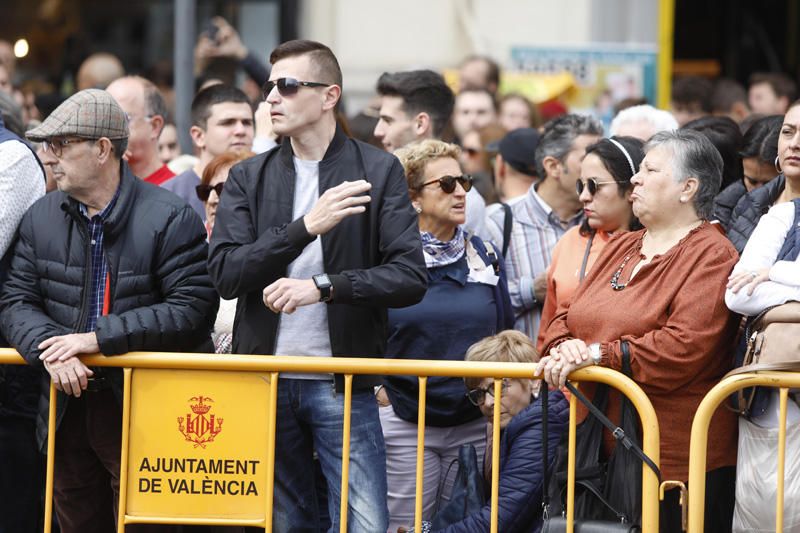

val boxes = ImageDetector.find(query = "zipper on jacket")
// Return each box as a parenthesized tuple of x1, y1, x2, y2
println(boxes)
(72, 220, 93, 332)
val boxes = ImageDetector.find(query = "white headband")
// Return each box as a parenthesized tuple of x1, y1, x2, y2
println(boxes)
(608, 138, 636, 177)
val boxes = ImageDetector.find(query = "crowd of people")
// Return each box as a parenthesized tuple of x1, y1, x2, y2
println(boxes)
(0, 16, 799, 533)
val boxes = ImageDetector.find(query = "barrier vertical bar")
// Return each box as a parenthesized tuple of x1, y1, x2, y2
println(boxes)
(777, 387, 788, 531)
(339, 375, 353, 533)
(117, 369, 133, 532)
(264, 372, 279, 532)
(43, 381, 57, 533)
(490, 379, 502, 533)
(566, 385, 578, 533)
(414, 377, 428, 533)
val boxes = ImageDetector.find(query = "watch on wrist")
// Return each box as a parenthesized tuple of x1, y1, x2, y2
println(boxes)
(588, 343, 602, 365)
(313, 273, 333, 303)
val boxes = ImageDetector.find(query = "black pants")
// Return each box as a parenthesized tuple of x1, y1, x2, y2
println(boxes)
(660, 466, 735, 533)
(0, 415, 46, 533)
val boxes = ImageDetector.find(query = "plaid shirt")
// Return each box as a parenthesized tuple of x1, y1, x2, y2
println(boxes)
(486, 185, 581, 340)
(77, 188, 120, 332)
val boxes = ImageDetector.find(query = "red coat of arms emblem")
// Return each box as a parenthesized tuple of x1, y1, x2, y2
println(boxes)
(177, 396, 223, 448)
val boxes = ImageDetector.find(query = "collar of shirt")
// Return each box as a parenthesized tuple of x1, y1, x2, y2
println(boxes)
(78, 185, 122, 222)
(530, 183, 582, 229)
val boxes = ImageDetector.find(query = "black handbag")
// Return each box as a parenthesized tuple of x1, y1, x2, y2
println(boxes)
(540, 343, 660, 532)
(429, 443, 485, 529)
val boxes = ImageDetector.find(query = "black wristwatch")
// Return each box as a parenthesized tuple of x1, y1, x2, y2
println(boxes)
(313, 274, 333, 303)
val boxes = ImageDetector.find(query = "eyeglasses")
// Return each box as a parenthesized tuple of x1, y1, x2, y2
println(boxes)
(41, 138, 91, 158)
(576, 178, 618, 196)
(463, 147, 481, 157)
(262, 77, 331, 99)
(196, 182, 224, 202)
(466, 378, 510, 406)
(418, 175, 473, 194)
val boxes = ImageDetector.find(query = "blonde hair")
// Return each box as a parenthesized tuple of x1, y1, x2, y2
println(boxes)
(464, 330, 539, 389)
(394, 139, 461, 190)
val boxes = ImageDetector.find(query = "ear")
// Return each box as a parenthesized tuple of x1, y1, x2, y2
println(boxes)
(150, 114, 165, 141)
(623, 187, 633, 202)
(731, 102, 749, 123)
(681, 176, 700, 202)
(189, 125, 205, 150)
(413, 112, 432, 137)
(322, 85, 342, 112)
(96, 138, 114, 165)
(541, 155, 562, 180)
(495, 153, 506, 179)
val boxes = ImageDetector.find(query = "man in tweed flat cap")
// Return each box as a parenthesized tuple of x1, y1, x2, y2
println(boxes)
(0, 88, 217, 533)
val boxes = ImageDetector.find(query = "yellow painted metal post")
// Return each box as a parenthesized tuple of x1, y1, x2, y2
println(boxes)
(117, 369, 133, 532)
(489, 379, 501, 533)
(414, 377, 428, 533)
(339, 375, 353, 533)
(657, 0, 676, 109)
(43, 381, 57, 533)
(777, 388, 788, 531)
(264, 372, 279, 533)
(566, 387, 578, 533)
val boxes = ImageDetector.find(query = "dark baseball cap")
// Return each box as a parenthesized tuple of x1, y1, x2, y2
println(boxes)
(26, 89, 129, 142)
(498, 128, 539, 176)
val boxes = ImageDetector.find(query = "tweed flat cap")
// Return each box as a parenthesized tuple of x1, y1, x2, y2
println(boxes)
(26, 88, 129, 142)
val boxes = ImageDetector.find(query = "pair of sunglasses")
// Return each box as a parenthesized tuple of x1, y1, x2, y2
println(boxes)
(418, 175, 474, 194)
(262, 77, 331, 99)
(575, 178, 618, 196)
(465, 378, 510, 407)
(196, 183, 224, 202)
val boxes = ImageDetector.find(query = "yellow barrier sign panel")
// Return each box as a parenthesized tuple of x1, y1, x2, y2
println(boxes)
(125, 369, 271, 520)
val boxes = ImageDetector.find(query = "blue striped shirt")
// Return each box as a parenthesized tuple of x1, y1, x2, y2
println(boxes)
(78, 188, 120, 332)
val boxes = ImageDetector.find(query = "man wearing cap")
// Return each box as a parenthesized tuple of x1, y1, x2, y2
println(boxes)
(0, 88, 217, 533)
(373, 69, 489, 238)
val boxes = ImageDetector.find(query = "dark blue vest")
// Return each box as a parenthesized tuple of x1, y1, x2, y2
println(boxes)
(776, 199, 800, 262)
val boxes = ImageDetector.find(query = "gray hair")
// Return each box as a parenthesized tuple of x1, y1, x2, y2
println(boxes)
(609, 104, 678, 138)
(535, 113, 604, 179)
(644, 129, 722, 219)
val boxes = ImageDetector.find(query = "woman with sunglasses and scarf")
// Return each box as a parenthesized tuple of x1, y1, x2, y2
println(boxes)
(376, 139, 513, 532)
(536, 136, 643, 352)
(538, 130, 740, 532)
(196, 150, 255, 353)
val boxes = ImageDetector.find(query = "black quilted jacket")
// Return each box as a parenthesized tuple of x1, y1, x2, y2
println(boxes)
(0, 163, 218, 447)
(727, 174, 785, 253)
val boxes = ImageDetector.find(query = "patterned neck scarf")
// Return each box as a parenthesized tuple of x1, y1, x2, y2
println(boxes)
(420, 226, 466, 269)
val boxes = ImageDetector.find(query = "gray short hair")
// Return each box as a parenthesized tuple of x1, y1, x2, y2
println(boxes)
(535, 113, 604, 179)
(644, 129, 722, 219)
(609, 104, 678, 138)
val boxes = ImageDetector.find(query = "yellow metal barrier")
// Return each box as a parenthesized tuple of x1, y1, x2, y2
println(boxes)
(657, 0, 676, 109)
(688, 371, 800, 533)
(0, 349, 660, 533)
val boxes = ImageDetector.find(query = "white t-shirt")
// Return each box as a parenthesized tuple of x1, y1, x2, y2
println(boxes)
(274, 157, 333, 379)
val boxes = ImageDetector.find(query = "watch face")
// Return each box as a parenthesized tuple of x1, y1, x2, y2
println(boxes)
(314, 274, 331, 288)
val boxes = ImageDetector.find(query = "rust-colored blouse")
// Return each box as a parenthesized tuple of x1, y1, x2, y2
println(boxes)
(541, 222, 739, 481)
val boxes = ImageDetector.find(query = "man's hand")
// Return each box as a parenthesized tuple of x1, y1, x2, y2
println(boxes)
(43, 358, 94, 397)
(533, 272, 548, 303)
(38, 332, 100, 363)
(303, 180, 371, 236)
(263, 278, 320, 314)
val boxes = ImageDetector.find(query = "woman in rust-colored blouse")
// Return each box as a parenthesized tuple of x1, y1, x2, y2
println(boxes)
(538, 130, 740, 533)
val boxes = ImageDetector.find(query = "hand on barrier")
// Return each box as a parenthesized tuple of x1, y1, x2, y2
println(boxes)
(38, 332, 100, 363)
(727, 267, 769, 296)
(303, 180, 371, 236)
(43, 358, 94, 397)
(537, 339, 594, 389)
(263, 278, 320, 313)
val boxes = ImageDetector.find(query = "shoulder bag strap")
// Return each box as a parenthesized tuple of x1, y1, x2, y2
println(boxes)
(578, 231, 595, 282)
(541, 382, 550, 515)
(501, 203, 512, 257)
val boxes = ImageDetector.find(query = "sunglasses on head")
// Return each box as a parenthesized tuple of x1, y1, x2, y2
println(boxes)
(262, 77, 331, 99)
(196, 182, 224, 202)
(575, 178, 618, 196)
(418, 175, 473, 194)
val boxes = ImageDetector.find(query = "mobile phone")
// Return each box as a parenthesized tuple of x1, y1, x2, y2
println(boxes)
(204, 20, 219, 43)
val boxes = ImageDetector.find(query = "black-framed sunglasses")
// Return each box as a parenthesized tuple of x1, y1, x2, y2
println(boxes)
(466, 378, 510, 407)
(196, 182, 224, 202)
(41, 138, 92, 158)
(417, 175, 473, 194)
(576, 177, 618, 196)
(262, 77, 331, 99)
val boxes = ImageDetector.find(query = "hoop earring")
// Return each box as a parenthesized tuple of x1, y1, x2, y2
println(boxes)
(776, 155, 783, 174)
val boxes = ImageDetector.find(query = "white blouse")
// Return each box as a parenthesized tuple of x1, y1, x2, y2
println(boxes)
(725, 201, 800, 317)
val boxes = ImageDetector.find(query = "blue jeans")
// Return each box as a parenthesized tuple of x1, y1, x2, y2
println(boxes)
(273, 379, 389, 533)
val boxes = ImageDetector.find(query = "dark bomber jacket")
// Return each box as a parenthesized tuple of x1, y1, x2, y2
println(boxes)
(208, 127, 427, 388)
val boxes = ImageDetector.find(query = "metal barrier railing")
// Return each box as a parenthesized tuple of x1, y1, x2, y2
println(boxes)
(0, 348, 661, 533)
(688, 371, 800, 533)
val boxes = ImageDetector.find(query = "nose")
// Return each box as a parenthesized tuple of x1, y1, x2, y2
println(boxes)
(454, 181, 468, 197)
(483, 392, 494, 409)
(266, 86, 281, 105)
(373, 120, 385, 139)
(38, 147, 58, 165)
(578, 183, 592, 203)
(630, 170, 642, 186)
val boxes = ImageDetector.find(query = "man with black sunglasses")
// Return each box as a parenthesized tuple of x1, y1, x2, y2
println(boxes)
(208, 40, 426, 532)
